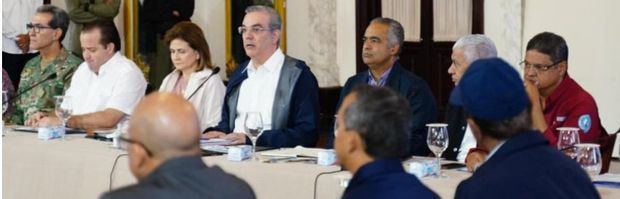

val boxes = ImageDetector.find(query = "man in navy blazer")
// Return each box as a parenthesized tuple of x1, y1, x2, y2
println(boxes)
(327, 17, 437, 156)
(204, 5, 319, 148)
(336, 86, 438, 199)
(453, 58, 599, 199)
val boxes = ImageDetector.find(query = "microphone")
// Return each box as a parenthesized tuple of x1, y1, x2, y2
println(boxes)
(186, 67, 220, 101)
(10, 72, 58, 103)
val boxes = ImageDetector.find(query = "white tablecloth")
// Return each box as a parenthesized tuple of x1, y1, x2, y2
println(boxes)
(3, 129, 620, 199)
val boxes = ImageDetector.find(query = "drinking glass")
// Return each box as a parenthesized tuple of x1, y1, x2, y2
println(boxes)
(54, 96, 72, 140)
(575, 143, 602, 176)
(557, 127, 580, 159)
(426, 123, 449, 177)
(244, 112, 263, 161)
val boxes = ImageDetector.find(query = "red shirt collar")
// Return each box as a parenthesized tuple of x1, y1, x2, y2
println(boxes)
(544, 74, 578, 112)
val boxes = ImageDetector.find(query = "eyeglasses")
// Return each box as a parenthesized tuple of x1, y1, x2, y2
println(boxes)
(237, 26, 271, 35)
(118, 135, 152, 156)
(26, 23, 54, 34)
(520, 60, 563, 73)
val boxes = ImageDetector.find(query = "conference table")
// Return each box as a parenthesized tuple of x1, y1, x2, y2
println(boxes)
(3, 129, 619, 199)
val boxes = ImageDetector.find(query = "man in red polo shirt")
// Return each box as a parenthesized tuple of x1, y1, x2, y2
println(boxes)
(522, 32, 604, 146)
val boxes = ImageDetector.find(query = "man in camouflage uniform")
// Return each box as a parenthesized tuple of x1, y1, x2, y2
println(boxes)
(10, 5, 82, 125)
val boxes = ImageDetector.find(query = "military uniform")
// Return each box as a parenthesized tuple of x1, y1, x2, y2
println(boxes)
(9, 48, 82, 124)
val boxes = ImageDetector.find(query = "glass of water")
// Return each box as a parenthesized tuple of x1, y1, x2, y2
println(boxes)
(55, 96, 72, 140)
(557, 127, 580, 159)
(244, 112, 263, 161)
(575, 143, 602, 176)
(426, 123, 449, 178)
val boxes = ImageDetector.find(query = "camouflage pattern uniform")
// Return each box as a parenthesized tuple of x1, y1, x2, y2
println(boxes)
(9, 48, 82, 124)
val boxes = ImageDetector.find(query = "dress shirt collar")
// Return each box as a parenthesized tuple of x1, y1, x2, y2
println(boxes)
(367, 64, 394, 87)
(94, 52, 122, 76)
(485, 140, 506, 161)
(246, 48, 284, 74)
(544, 74, 576, 112)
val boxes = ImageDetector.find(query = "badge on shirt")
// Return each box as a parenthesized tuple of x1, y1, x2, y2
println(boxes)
(578, 114, 592, 133)
(556, 116, 566, 122)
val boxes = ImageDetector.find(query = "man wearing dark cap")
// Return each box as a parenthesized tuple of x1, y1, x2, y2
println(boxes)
(335, 86, 438, 199)
(453, 58, 598, 198)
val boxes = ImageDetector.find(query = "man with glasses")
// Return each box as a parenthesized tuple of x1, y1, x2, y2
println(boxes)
(101, 92, 255, 199)
(522, 32, 605, 146)
(204, 5, 320, 148)
(10, 5, 82, 125)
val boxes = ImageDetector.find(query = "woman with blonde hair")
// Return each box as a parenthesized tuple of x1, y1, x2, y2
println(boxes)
(160, 22, 225, 132)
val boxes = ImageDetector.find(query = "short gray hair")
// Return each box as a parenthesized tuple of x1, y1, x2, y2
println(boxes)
(343, 86, 411, 158)
(245, 5, 282, 31)
(370, 17, 404, 54)
(453, 34, 497, 65)
(36, 5, 70, 42)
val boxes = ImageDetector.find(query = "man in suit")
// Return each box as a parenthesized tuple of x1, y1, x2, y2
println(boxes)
(443, 35, 497, 170)
(204, 5, 319, 148)
(453, 58, 598, 199)
(100, 92, 255, 199)
(336, 86, 438, 199)
(327, 17, 437, 157)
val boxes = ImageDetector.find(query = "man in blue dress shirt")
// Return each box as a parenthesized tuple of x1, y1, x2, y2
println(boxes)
(327, 17, 437, 157)
(452, 58, 599, 199)
(335, 86, 438, 199)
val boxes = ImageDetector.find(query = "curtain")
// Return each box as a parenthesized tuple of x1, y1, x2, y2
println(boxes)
(381, 0, 421, 42)
(433, 0, 472, 41)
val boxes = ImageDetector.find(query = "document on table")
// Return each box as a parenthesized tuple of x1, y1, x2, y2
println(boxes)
(592, 173, 620, 188)
(260, 146, 326, 158)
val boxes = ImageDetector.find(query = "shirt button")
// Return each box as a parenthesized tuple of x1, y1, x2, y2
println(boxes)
(453, 148, 458, 152)
(461, 126, 466, 130)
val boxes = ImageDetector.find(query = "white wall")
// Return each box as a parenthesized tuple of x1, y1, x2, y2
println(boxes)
(191, 1, 226, 74)
(336, 0, 357, 86)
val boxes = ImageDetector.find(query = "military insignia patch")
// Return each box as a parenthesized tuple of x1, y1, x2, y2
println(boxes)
(578, 114, 592, 133)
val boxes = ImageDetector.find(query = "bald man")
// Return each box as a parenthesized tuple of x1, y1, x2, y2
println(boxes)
(100, 92, 255, 199)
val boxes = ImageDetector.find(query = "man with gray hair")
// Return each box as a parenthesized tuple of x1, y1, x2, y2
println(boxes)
(336, 85, 438, 199)
(11, 5, 82, 125)
(204, 5, 320, 148)
(327, 17, 437, 157)
(443, 34, 497, 170)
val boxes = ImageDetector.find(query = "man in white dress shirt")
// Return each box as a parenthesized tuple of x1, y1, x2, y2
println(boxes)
(32, 19, 147, 129)
(204, 5, 319, 148)
(444, 34, 497, 171)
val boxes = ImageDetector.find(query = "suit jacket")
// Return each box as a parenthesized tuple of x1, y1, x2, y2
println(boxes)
(442, 103, 468, 160)
(327, 62, 437, 156)
(342, 159, 439, 199)
(100, 156, 255, 199)
(213, 56, 320, 148)
(455, 131, 600, 199)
